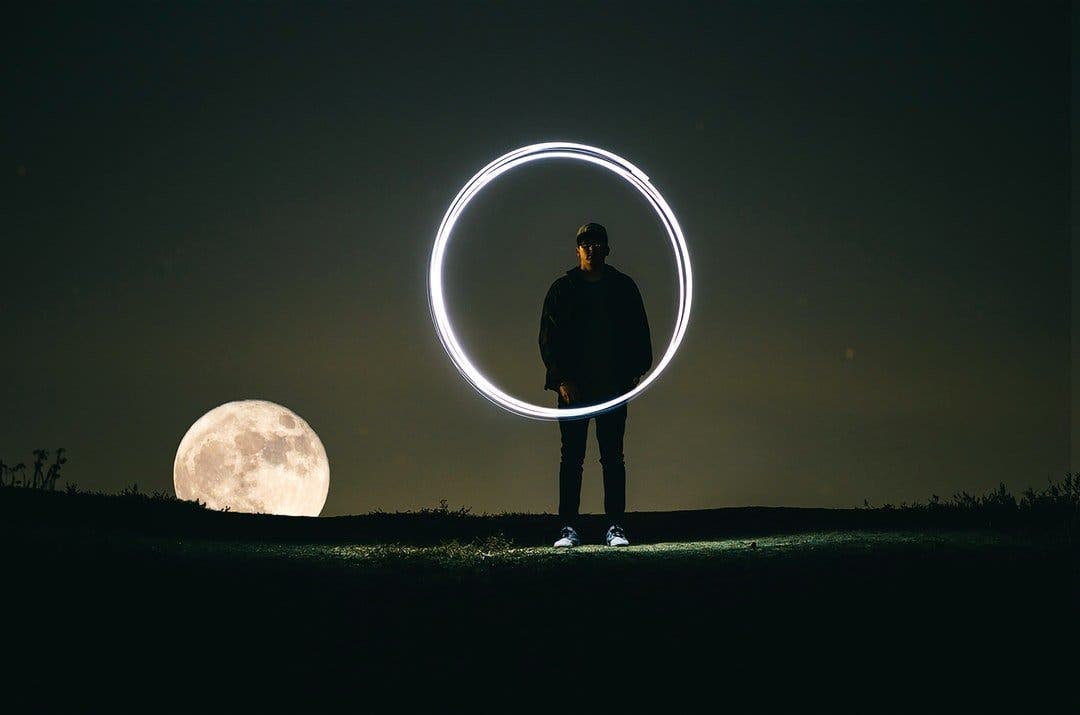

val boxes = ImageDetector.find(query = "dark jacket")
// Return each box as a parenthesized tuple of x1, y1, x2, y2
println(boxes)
(538, 264, 652, 393)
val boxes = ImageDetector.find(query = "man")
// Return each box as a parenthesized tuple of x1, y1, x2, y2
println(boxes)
(538, 222, 652, 548)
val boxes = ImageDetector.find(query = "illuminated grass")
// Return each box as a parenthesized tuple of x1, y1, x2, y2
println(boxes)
(115, 529, 1051, 576)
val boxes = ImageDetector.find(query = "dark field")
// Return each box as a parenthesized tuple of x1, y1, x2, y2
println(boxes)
(3, 488, 1077, 707)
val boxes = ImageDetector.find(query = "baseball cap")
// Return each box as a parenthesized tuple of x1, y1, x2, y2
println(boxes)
(575, 222, 608, 245)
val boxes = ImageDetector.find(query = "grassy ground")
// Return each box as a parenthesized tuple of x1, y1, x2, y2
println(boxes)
(2, 487, 1078, 707)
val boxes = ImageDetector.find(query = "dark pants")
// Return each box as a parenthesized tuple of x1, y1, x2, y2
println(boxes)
(557, 390, 628, 528)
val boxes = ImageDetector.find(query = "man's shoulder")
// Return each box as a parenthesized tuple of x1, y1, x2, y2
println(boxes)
(604, 265, 639, 288)
(544, 271, 577, 302)
(550, 269, 579, 288)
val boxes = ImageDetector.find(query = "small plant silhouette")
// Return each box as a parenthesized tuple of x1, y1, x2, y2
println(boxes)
(419, 499, 472, 517)
(0, 450, 64, 490)
(31, 450, 48, 489)
(44, 448, 67, 491)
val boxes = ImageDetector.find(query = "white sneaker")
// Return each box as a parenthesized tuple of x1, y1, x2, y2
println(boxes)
(553, 525, 581, 548)
(605, 524, 630, 547)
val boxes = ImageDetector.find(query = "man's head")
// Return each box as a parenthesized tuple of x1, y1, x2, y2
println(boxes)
(575, 222, 609, 269)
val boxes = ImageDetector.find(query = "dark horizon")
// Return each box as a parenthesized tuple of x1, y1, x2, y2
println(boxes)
(5, 2, 1073, 516)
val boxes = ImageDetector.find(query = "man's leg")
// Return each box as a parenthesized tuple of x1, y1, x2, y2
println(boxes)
(557, 398, 589, 527)
(595, 403, 628, 522)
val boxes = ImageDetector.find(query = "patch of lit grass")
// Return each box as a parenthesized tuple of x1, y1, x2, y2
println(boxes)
(305, 529, 1038, 573)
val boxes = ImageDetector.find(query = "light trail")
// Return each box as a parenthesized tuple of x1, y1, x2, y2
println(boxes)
(428, 142, 693, 420)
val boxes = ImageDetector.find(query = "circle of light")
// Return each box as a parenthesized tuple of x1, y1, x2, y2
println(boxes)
(428, 142, 693, 421)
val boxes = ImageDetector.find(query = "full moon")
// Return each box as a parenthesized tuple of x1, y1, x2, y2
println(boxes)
(173, 400, 330, 516)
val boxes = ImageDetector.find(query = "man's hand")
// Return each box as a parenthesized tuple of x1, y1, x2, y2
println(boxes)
(558, 381, 580, 404)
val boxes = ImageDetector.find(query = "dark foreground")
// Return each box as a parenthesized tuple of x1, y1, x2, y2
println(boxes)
(2, 490, 1077, 708)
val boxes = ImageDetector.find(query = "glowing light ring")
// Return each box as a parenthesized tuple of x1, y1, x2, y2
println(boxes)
(428, 142, 693, 420)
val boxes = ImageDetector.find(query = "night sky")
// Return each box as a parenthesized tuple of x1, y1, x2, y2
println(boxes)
(5, 2, 1072, 516)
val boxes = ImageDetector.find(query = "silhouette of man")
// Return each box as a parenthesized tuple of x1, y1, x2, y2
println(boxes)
(538, 223, 652, 547)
